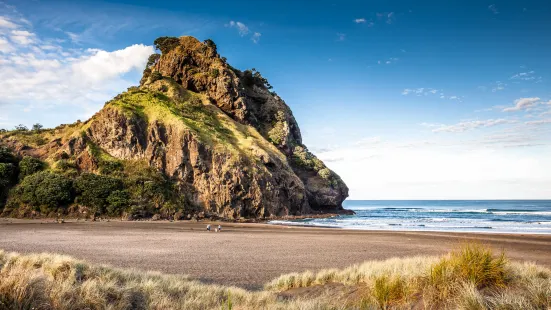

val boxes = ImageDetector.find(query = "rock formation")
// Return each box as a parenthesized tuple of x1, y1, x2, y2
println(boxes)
(0, 36, 349, 219)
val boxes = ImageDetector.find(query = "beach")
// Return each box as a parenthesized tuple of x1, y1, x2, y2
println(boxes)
(1, 219, 550, 290)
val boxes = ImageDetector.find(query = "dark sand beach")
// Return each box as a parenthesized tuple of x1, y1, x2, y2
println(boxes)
(1, 219, 550, 290)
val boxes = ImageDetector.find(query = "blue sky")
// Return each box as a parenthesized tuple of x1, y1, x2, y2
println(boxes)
(0, 0, 550, 199)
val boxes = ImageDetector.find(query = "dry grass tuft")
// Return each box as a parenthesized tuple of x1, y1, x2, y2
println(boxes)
(1, 244, 550, 310)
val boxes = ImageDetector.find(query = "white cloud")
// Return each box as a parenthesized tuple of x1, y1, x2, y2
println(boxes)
(65, 31, 80, 43)
(376, 12, 396, 24)
(491, 81, 506, 92)
(502, 97, 541, 112)
(337, 33, 346, 41)
(354, 18, 366, 23)
(0, 16, 16, 29)
(72, 45, 153, 82)
(228, 20, 249, 36)
(227, 20, 262, 43)
(386, 12, 395, 24)
(0, 12, 154, 121)
(251, 32, 261, 43)
(402, 87, 461, 101)
(525, 119, 551, 125)
(0, 36, 13, 53)
(432, 119, 516, 133)
(488, 4, 499, 14)
(10, 29, 35, 45)
(510, 70, 542, 83)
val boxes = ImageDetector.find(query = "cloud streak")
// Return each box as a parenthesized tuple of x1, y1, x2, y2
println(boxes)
(432, 119, 516, 133)
(502, 97, 542, 112)
(227, 20, 262, 43)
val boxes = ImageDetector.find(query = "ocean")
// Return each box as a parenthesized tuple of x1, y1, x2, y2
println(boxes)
(270, 200, 551, 234)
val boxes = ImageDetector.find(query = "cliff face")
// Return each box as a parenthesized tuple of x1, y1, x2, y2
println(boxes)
(0, 36, 348, 219)
(150, 37, 348, 212)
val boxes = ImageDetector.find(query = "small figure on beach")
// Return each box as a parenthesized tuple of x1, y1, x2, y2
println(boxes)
(218, 225, 222, 232)
(206, 224, 211, 232)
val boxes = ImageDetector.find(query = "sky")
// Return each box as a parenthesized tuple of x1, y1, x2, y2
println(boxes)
(0, 0, 550, 199)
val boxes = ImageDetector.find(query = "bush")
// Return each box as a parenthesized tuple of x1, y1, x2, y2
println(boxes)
(0, 163, 16, 188)
(146, 53, 161, 68)
(210, 68, 219, 78)
(75, 173, 123, 211)
(55, 159, 77, 171)
(150, 71, 163, 82)
(0, 147, 17, 164)
(18, 171, 73, 209)
(14, 124, 28, 131)
(203, 39, 217, 52)
(429, 243, 507, 290)
(106, 190, 130, 216)
(99, 160, 123, 175)
(18, 156, 45, 179)
(153, 36, 180, 54)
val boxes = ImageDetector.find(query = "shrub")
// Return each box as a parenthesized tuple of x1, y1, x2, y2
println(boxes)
(74, 173, 123, 211)
(0, 163, 16, 188)
(14, 124, 28, 131)
(0, 147, 17, 164)
(146, 53, 161, 68)
(153, 36, 180, 54)
(429, 243, 507, 290)
(32, 123, 43, 132)
(18, 156, 45, 179)
(99, 160, 123, 175)
(106, 190, 130, 216)
(210, 68, 219, 78)
(203, 39, 217, 52)
(18, 171, 73, 209)
(55, 159, 77, 171)
(150, 71, 163, 82)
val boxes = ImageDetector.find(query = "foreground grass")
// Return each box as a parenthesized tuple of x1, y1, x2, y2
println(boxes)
(266, 243, 551, 309)
(1, 244, 550, 310)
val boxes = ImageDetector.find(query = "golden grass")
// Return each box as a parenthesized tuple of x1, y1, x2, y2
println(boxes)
(0, 250, 333, 310)
(1, 244, 550, 309)
(267, 243, 551, 309)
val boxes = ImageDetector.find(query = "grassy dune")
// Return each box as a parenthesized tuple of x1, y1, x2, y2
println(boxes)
(1, 244, 550, 310)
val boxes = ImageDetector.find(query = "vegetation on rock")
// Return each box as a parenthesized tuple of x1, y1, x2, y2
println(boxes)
(0, 36, 348, 220)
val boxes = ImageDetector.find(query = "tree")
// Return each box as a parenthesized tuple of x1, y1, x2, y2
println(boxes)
(203, 39, 217, 52)
(149, 71, 163, 82)
(18, 156, 45, 179)
(14, 124, 28, 131)
(153, 37, 180, 54)
(0, 147, 17, 164)
(18, 171, 74, 209)
(106, 190, 130, 215)
(75, 173, 123, 211)
(146, 53, 161, 68)
(32, 123, 43, 132)
(0, 163, 16, 188)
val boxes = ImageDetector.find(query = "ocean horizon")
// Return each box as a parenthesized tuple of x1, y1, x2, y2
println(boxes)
(270, 200, 551, 234)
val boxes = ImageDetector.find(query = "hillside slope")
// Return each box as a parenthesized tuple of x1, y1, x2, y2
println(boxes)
(0, 36, 348, 220)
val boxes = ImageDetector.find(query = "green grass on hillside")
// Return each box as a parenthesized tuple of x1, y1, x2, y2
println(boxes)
(106, 81, 286, 166)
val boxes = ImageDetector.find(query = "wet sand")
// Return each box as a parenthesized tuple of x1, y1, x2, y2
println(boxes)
(1, 219, 550, 290)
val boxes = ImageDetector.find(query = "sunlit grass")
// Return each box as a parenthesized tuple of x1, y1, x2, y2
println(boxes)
(1, 244, 550, 309)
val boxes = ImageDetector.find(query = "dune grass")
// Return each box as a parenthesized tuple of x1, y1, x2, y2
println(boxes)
(266, 243, 551, 309)
(1, 243, 549, 309)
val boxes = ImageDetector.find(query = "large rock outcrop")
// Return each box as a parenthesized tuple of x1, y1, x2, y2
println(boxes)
(150, 36, 348, 212)
(0, 36, 349, 219)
